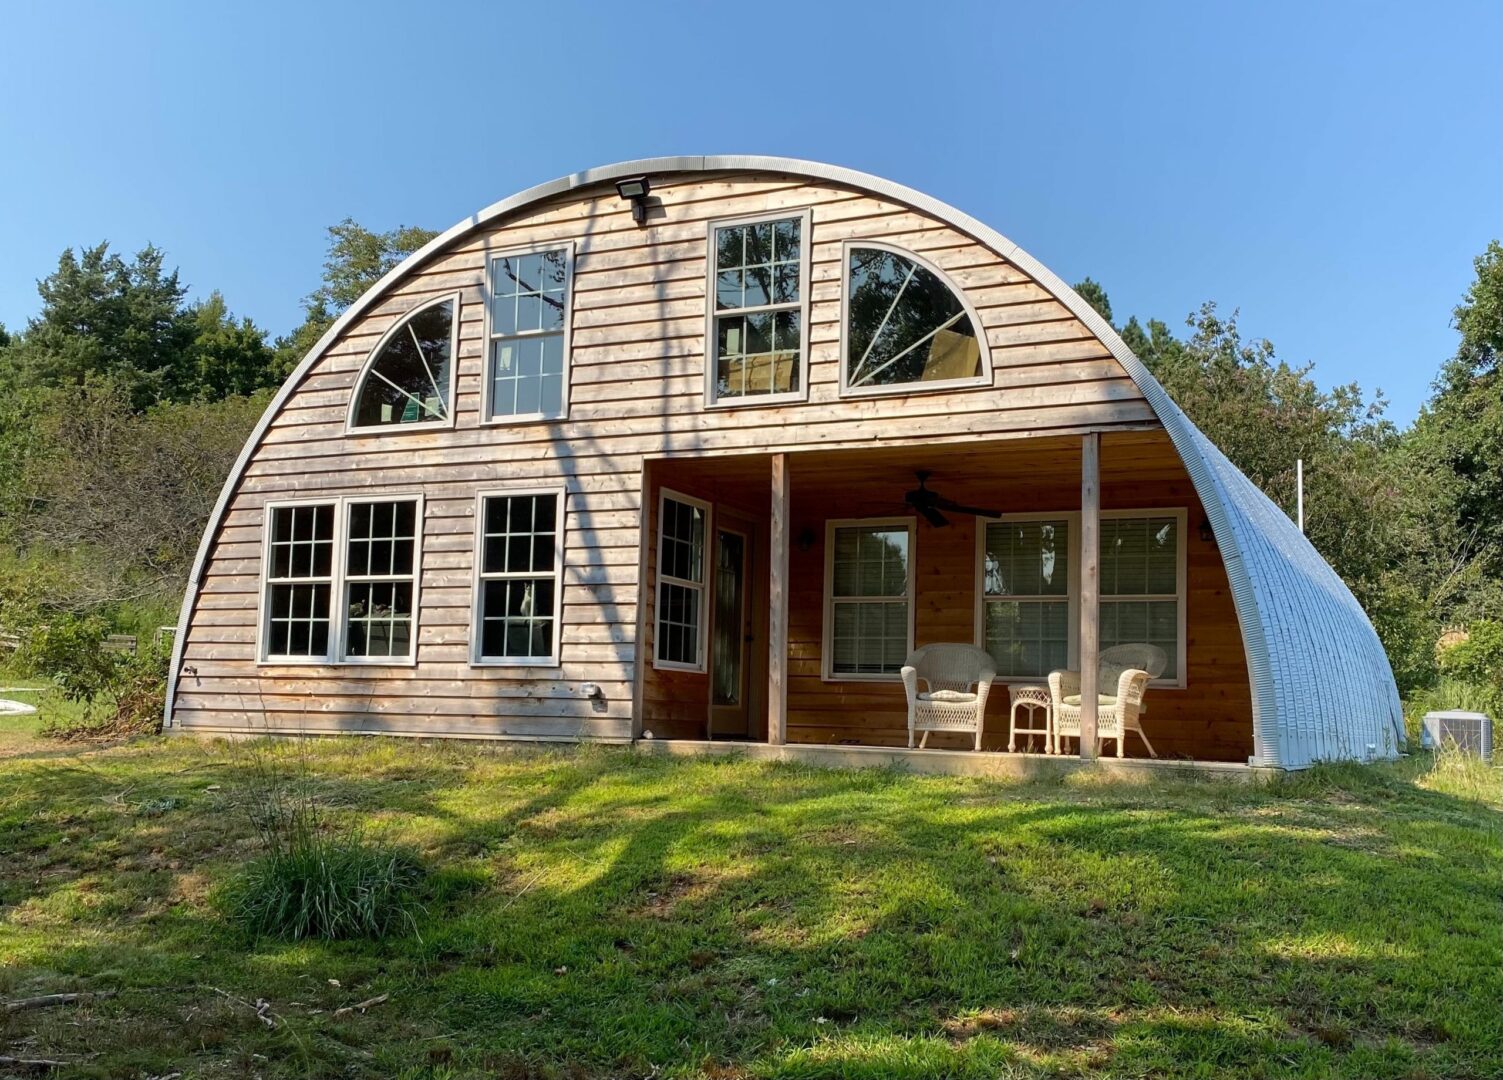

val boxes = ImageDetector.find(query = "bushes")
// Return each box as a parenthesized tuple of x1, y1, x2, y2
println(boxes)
(222, 743, 425, 941)
(7, 614, 170, 740)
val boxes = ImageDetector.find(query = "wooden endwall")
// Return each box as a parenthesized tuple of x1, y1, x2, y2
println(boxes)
(175, 171, 1158, 740)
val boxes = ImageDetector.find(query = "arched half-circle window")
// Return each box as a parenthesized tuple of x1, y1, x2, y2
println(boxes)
(348, 295, 460, 430)
(842, 244, 990, 395)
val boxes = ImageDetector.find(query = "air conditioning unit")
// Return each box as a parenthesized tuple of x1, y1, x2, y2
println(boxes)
(1420, 711, 1493, 760)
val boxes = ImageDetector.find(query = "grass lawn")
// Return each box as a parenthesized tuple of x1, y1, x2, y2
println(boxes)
(0, 731, 1498, 1079)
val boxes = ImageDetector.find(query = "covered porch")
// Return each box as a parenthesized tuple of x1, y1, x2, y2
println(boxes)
(634, 430, 1256, 764)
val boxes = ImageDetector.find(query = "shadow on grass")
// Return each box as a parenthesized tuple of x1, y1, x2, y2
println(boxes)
(0, 739, 1498, 1079)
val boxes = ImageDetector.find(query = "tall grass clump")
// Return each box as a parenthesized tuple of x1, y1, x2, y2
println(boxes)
(222, 740, 425, 941)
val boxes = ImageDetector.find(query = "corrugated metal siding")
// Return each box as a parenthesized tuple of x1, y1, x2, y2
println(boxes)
(1151, 406, 1405, 767)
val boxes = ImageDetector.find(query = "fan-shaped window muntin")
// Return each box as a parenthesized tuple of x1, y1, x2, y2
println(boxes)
(348, 295, 459, 431)
(841, 244, 989, 395)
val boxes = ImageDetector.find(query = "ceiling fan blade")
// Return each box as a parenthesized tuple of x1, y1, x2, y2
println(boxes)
(930, 495, 1003, 519)
(947, 503, 1003, 519)
(917, 504, 950, 528)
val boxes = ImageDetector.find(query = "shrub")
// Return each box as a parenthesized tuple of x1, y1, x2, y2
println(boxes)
(225, 834, 425, 942)
(223, 741, 424, 941)
(1438, 620, 1503, 699)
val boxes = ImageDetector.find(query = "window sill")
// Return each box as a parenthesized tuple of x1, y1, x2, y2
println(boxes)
(470, 658, 563, 669)
(838, 375, 991, 400)
(480, 411, 569, 427)
(344, 418, 454, 436)
(256, 657, 418, 668)
(703, 389, 808, 411)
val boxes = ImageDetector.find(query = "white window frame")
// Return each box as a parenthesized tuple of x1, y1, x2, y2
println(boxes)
(653, 488, 712, 673)
(470, 486, 568, 668)
(257, 493, 425, 667)
(973, 512, 1081, 684)
(822, 516, 917, 683)
(838, 240, 993, 399)
(703, 207, 812, 409)
(972, 507, 1187, 689)
(345, 293, 461, 434)
(1098, 508, 1188, 689)
(481, 240, 575, 426)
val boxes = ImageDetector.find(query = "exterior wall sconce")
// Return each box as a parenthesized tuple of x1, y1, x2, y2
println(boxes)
(615, 176, 652, 224)
(1199, 518, 1215, 544)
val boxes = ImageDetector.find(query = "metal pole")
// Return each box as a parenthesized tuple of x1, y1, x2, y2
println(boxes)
(1296, 458, 1304, 534)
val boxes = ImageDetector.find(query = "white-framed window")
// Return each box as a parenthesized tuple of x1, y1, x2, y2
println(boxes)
(264, 502, 336, 660)
(484, 242, 573, 423)
(978, 516, 1077, 681)
(471, 488, 566, 666)
(973, 508, 1187, 687)
(823, 518, 916, 681)
(840, 242, 991, 397)
(259, 495, 424, 665)
(1100, 512, 1186, 684)
(347, 294, 460, 432)
(704, 208, 811, 407)
(654, 489, 710, 671)
(342, 500, 420, 660)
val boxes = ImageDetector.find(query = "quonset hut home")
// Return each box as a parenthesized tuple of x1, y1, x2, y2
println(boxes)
(165, 157, 1404, 772)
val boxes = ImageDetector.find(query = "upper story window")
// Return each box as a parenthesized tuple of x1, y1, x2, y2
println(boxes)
(842, 244, 990, 396)
(348, 295, 458, 431)
(705, 209, 811, 406)
(486, 244, 572, 422)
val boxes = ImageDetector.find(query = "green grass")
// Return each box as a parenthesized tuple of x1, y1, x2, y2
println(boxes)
(0, 736, 1497, 1079)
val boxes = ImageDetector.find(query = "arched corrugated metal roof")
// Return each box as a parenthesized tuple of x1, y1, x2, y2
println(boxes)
(165, 155, 1404, 766)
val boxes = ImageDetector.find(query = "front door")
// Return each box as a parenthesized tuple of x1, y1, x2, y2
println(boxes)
(708, 526, 751, 737)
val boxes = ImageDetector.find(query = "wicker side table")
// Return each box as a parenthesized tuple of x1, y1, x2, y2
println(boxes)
(1008, 684, 1054, 753)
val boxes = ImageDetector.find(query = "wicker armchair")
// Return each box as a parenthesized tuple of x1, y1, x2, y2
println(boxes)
(901, 644, 996, 751)
(1049, 644, 1167, 757)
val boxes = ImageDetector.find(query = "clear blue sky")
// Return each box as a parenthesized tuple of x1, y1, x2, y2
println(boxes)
(2, 1, 1497, 422)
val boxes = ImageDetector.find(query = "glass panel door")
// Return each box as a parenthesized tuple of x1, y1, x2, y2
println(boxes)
(711, 529, 746, 707)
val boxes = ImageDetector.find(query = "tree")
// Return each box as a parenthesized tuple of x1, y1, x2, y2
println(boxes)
(1400, 241, 1503, 625)
(1072, 277, 1114, 325)
(274, 219, 438, 376)
(1, 243, 193, 409)
(178, 291, 278, 400)
(0, 243, 277, 408)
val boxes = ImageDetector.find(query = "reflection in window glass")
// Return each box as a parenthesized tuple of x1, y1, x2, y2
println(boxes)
(490, 249, 569, 419)
(266, 504, 335, 657)
(710, 216, 803, 400)
(1101, 516, 1180, 679)
(476, 493, 561, 662)
(846, 248, 981, 390)
(343, 500, 418, 659)
(657, 495, 707, 667)
(352, 300, 456, 428)
(982, 519, 1071, 678)
(828, 524, 910, 676)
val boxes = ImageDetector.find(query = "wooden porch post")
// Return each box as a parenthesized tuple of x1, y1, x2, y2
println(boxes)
(1079, 434, 1100, 761)
(768, 453, 789, 745)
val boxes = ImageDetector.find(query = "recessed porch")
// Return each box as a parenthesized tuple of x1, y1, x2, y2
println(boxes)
(635, 430, 1256, 764)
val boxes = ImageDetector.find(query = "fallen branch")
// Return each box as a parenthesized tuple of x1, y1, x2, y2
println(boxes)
(3, 990, 117, 1013)
(209, 986, 277, 1029)
(333, 993, 389, 1017)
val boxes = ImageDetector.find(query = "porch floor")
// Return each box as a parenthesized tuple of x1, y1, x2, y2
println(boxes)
(637, 738, 1266, 781)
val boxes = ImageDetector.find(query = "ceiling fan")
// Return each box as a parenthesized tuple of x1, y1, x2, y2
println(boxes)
(904, 472, 1002, 528)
